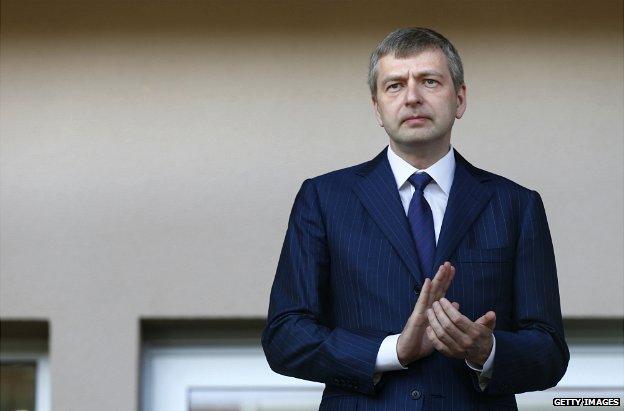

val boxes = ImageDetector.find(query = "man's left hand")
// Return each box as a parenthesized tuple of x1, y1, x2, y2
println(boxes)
(425, 298, 496, 367)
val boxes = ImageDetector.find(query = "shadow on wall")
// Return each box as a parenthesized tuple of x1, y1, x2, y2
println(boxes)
(2, 0, 619, 38)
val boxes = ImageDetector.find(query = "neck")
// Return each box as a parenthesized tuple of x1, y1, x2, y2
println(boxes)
(389, 139, 451, 169)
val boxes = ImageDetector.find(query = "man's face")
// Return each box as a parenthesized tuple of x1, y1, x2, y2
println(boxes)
(372, 49, 466, 147)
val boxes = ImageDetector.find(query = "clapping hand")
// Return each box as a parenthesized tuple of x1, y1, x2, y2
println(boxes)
(396, 262, 459, 366)
(426, 298, 496, 367)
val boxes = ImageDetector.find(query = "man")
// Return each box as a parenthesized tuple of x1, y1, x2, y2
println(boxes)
(262, 27, 569, 410)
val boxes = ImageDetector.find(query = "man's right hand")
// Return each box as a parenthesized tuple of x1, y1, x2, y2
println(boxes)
(396, 262, 458, 366)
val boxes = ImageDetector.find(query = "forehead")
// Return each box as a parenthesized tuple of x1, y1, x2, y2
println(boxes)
(377, 49, 451, 79)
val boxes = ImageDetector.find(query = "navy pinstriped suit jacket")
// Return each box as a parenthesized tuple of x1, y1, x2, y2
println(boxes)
(262, 147, 569, 410)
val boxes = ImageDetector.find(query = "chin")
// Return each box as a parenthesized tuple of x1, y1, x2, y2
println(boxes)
(391, 133, 441, 146)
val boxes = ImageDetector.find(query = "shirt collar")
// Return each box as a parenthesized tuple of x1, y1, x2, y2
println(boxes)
(386, 144, 456, 196)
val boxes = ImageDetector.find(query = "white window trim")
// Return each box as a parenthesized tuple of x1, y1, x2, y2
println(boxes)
(141, 343, 624, 411)
(141, 345, 323, 411)
(0, 351, 51, 411)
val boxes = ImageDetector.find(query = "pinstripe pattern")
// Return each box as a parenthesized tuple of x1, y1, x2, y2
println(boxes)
(262, 147, 569, 410)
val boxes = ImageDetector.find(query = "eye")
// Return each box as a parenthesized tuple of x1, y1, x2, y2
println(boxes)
(424, 79, 439, 88)
(386, 83, 402, 91)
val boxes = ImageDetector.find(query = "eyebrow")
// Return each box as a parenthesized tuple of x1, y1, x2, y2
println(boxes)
(381, 70, 445, 83)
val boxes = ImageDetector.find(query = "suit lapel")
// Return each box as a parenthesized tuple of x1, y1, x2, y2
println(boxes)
(353, 147, 424, 286)
(433, 150, 494, 270)
(352, 147, 494, 286)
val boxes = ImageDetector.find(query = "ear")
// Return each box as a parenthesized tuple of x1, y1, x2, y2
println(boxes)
(455, 84, 467, 119)
(371, 95, 383, 127)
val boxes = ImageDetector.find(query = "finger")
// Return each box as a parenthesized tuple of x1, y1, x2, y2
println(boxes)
(427, 264, 445, 305)
(438, 298, 474, 334)
(433, 299, 472, 350)
(413, 278, 432, 316)
(476, 311, 497, 330)
(402, 278, 432, 343)
(428, 263, 449, 306)
(438, 263, 454, 295)
(427, 306, 463, 353)
(452, 302, 460, 310)
(426, 325, 454, 357)
(433, 263, 455, 302)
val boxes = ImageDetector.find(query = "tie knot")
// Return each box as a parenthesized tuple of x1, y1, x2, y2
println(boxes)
(408, 172, 433, 191)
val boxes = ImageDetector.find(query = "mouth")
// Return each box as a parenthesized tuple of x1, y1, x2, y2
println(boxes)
(402, 115, 430, 125)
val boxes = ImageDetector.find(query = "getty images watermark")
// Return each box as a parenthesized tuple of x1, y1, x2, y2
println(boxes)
(553, 397, 621, 407)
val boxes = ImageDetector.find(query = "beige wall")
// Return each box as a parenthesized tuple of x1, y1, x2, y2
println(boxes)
(1, 1, 622, 410)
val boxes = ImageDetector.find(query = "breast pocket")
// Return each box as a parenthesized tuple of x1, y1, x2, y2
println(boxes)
(450, 247, 515, 318)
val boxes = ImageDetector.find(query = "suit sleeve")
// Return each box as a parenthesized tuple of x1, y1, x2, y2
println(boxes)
(261, 179, 388, 395)
(476, 190, 570, 394)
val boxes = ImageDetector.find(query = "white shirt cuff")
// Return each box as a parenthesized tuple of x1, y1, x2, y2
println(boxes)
(465, 334, 496, 390)
(373, 334, 408, 384)
(375, 334, 408, 372)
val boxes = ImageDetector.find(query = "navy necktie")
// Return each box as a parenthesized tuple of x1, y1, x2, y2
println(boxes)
(408, 172, 436, 280)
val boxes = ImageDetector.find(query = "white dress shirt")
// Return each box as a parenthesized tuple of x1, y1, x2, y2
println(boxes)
(373, 144, 495, 390)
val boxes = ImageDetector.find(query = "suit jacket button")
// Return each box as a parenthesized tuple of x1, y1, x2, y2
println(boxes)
(410, 389, 422, 400)
(413, 285, 420, 295)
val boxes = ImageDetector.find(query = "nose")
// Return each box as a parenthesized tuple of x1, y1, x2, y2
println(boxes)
(405, 79, 422, 106)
